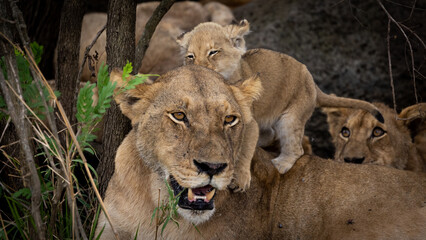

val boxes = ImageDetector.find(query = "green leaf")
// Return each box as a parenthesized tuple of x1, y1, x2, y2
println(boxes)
(161, 217, 170, 235)
(76, 82, 96, 123)
(30, 42, 43, 65)
(95, 225, 105, 240)
(12, 188, 31, 200)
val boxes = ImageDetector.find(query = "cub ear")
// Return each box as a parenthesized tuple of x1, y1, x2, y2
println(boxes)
(321, 106, 350, 139)
(398, 103, 426, 136)
(176, 31, 191, 49)
(226, 19, 250, 51)
(398, 103, 426, 124)
(110, 69, 159, 124)
(230, 73, 262, 107)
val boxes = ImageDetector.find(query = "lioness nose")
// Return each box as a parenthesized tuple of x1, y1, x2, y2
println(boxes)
(193, 160, 227, 176)
(344, 157, 365, 164)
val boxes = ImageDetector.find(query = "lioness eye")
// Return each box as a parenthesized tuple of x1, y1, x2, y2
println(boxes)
(208, 50, 218, 56)
(341, 127, 350, 138)
(186, 54, 194, 59)
(224, 115, 237, 126)
(171, 112, 186, 121)
(372, 127, 385, 138)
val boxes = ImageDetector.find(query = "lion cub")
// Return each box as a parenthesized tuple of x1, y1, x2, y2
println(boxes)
(176, 20, 384, 188)
(323, 102, 426, 172)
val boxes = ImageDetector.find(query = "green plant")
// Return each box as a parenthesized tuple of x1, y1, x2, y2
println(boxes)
(0, 42, 59, 121)
(151, 180, 182, 239)
(0, 45, 150, 239)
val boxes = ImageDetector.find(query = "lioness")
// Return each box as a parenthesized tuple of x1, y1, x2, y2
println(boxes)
(96, 65, 426, 239)
(323, 102, 426, 171)
(176, 20, 384, 181)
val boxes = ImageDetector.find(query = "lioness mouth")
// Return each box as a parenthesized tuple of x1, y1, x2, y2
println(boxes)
(169, 175, 216, 211)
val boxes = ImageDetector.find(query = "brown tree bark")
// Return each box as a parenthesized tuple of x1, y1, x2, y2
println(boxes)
(98, 0, 136, 197)
(0, 2, 45, 237)
(55, 0, 86, 128)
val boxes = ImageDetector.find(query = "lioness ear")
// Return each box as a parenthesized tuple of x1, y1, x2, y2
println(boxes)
(226, 19, 250, 51)
(398, 103, 426, 126)
(110, 69, 160, 123)
(230, 73, 262, 107)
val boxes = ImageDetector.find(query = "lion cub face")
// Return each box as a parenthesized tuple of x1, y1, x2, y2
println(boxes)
(323, 103, 423, 170)
(177, 21, 249, 80)
(112, 65, 261, 224)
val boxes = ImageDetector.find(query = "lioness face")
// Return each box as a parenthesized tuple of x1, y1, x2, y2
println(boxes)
(177, 21, 249, 80)
(325, 103, 412, 169)
(112, 65, 261, 224)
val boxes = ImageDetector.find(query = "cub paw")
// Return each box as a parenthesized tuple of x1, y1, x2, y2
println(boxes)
(228, 170, 251, 192)
(271, 156, 297, 174)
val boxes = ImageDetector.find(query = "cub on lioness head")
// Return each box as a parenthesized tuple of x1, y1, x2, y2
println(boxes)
(323, 102, 426, 171)
(176, 20, 384, 187)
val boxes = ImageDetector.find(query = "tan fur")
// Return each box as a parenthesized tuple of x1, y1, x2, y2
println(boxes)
(323, 102, 426, 171)
(96, 67, 426, 238)
(399, 103, 426, 166)
(78, 1, 234, 82)
(176, 20, 383, 182)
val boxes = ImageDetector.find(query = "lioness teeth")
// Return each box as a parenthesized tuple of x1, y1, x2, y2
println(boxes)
(188, 188, 195, 202)
(187, 188, 216, 203)
(205, 189, 215, 202)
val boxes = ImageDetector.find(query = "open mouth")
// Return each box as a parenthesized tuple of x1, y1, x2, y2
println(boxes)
(169, 175, 216, 211)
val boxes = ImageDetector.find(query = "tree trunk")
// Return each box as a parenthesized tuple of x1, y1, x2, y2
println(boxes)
(55, 0, 86, 129)
(98, 0, 136, 197)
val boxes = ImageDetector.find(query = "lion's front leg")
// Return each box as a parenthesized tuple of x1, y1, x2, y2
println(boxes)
(228, 120, 259, 192)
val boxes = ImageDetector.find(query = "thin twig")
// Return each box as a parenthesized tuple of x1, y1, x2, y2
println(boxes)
(0, 212, 10, 240)
(347, 0, 366, 27)
(0, 116, 11, 143)
(377, 0, 418, 104)
(406, 0, 417, 21)
(386, 19, 398, 115)
(400, 23, 426, 50)
(155, 188, 161, 240)
(77, 24, 106, 82)
(0, 16, 15, 24)
(134, 0, 176, 73)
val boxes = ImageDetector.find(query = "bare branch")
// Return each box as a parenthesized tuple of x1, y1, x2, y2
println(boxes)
(134, 0, 176, 73)
(77, 24, 106, 82)
(377, 0, 418, 104)
(386, 19, 398, 115)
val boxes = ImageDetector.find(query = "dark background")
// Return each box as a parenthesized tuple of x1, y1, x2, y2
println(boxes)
(21, 0, 426, 158)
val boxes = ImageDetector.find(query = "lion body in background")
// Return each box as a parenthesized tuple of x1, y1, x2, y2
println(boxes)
(79, 1, 233, 82)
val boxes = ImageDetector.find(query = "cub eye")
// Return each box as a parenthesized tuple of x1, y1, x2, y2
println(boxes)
(186, 54, 194, 60)
(171, 112, 186, 121)
(372, 127, 385, 138)
(208, 50, 218, 56)
(341, 127, 350, 138)
(224, 115, 238, 126)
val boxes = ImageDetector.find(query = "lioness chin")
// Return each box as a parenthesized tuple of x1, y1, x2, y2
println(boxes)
(176, 20, 384, 186)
